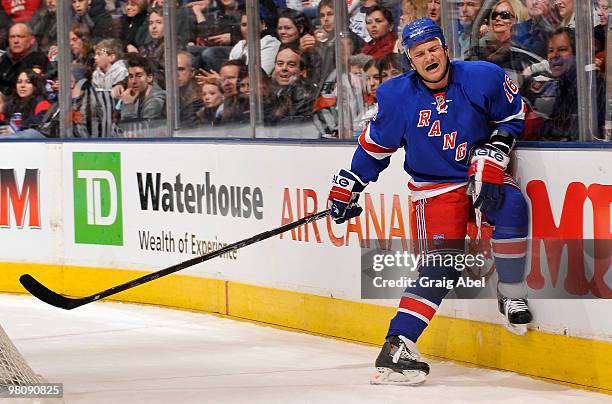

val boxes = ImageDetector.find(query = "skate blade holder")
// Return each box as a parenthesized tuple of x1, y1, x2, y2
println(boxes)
(504, 320, 529, 336)
(370, 368, 427, 386)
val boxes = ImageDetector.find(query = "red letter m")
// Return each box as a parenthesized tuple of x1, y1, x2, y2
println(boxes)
(527, 181, 611, 297)
(526, 180, 589, 295)
(0, 169, 40, 228)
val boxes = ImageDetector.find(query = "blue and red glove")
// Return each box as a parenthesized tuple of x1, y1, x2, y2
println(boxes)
(468, 143, 509, 213)
(328, 169, 368, 224)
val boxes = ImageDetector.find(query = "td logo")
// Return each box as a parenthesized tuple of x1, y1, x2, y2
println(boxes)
(73, 152, 123, 245)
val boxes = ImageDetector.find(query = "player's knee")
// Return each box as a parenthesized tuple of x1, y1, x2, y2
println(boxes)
(410, 258, 461, 301)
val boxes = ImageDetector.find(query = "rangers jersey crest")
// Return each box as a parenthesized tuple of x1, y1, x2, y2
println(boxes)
(433, 93, 451, 114)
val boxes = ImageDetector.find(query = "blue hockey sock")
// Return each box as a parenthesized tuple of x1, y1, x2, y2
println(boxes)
(486, 185, 529, 286)
(386, 260, 460, 342)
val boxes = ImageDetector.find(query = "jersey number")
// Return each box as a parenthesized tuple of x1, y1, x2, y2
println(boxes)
(503, 75, 519, 103)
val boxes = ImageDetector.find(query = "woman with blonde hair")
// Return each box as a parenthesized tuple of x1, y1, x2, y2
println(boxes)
(477, 0, 541, 86)
(554, 0, 575, 28)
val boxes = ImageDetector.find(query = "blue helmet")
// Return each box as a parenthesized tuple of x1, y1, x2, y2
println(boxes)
(401, 18, 446, 53)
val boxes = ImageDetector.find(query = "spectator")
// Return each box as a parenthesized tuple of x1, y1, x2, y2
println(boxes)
(29, 0, 57, 54)
(378, 53, 402, 81)
(514, 0, 557, 58)
(103, 0, 115, 13)
(119, 0, 149, 52)
(72, 0, 115, 43)
(523, 27, 573, 139)
(133, 6, 165, 87)
(395, 0, 417, 53)
(313, 37, 361, 139)
(177, 51, 204, 128)
(270, 45, 316, 123)
(236, 66, 276, 122)
(229, 8, 281, 76)
(0, 7, 10, 49)
(197, 82, 224, 125)
(554, 0, 574, 28)
(354, 56, 382, 129)
(217, 59, 249, 124)
(477, 0, 540, 86)
(594, 0, 610, 54)
(457, 0, 483, 60)
(312, 0, 364, 82)
(349, 53, 373, 101)
(0, 68, 50, 137)
(70, 23, 95, 67)
(118, 54, 166, 122)
(218, 59, 244, 98)
(69, 63, 117, 137)
(597, 0, 610, 29)
(426, 0, 441, 25)
(0, 91, 6, 122)
(318, 0, 336, 39)
(348, 0, 376, 44)
(360, 6, 397, 60)
(276, 9, 321, 84)
(525, 27, 603, 140)
(313, 0, 337, 86)
(347, 53, 372, 133)
(190, 0, 241, 72)
(0, 23, 49, 96)
(277, 8, 314, 49)
(0, 0, 40, 23)
(363, 57, 381, 104)
(399, 0, 417, 28)
(349, 53, 374, 76)
(92, 38, 128, 92)
(257, 0, 281, 32)
(160, 0, 196, 47)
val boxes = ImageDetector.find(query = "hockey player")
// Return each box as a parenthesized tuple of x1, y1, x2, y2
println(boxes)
(327, 18, 532, 386)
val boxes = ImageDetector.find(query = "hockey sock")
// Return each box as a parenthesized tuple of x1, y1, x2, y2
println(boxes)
(487, 185, 529, 296)
(386, 259, 461, 342)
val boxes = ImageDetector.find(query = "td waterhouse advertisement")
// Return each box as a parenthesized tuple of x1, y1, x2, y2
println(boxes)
(62, 144, 612, 304)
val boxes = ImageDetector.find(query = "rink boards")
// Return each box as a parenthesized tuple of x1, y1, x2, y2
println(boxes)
(0, 141, 610, 392)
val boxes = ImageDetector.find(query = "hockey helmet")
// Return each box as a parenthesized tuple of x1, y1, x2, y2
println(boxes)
(401, 18, 446, 53)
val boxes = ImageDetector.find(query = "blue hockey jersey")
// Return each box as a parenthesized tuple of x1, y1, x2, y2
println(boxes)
(351, 60, 525, 193)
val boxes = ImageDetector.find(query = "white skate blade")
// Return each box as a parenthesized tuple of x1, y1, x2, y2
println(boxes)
(370, 367, 427, 386)
(503, 319, 528, 336)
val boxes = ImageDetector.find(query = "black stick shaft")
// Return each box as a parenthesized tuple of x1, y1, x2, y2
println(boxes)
(20, 209, 330, 309)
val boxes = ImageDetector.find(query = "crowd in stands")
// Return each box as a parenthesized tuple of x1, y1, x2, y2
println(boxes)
(0, 0, 608, 140)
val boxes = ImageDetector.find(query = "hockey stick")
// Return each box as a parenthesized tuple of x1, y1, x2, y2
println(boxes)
(20, 209, 331, 310)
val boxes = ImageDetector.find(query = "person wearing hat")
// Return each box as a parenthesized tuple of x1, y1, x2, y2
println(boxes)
(326, 17, 533, 385)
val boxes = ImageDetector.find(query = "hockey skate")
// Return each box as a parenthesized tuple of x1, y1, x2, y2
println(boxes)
(498, 296, 533, 336)
(371, 335, 429, 386)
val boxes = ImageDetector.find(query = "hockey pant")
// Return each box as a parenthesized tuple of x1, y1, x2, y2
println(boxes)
(386, 185, 528, 341)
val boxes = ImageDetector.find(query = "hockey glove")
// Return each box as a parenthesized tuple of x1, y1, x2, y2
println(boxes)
(328, 169, 368, 224)
(468, 143, 509, 213)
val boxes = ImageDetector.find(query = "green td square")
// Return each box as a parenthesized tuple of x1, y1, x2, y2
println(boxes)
(73, 152, 123, 245)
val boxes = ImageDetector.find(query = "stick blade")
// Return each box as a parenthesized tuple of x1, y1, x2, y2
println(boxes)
(19, 274, 82, 310)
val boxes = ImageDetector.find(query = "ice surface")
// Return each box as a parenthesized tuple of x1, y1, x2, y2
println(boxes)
(0, 294, 608, 404)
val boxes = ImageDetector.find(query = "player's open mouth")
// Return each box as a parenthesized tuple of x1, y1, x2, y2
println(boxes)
(425, 63, 439, 72)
